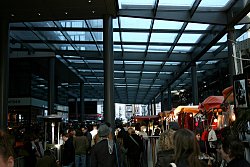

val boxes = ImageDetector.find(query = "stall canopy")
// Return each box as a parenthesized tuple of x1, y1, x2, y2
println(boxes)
(200, 96, 224, 111)
(133, 115, 159, 121)
(174, 106, 199, 116)
(222, 86, 234, 104)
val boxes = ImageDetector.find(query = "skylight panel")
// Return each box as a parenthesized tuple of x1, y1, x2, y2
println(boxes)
(148, 45, 170, 52)
(153, 20, 183, 29)
(122, 32, 149, 42)
(114, 45, 122, 51)
(178, 34, 202, 43)
(173, 46, 192, 53)
(150, 33, 177, 43)
(165, 62, 181, 65)
(186, 23, 209, 30)
(120, 17, 151, 29)
(234, 24, 244, 29)
(208, 46, 220, 52)
(123, 45, 146, 52)
(218, 34, 227, 42)
(125, 61, 143, 65)
(159, 0, 195, 7)
(206, 60, 219, 65)
(119, 0, 154, 8)
(114, 32, 121, 42)
(199, 0, 231, 7)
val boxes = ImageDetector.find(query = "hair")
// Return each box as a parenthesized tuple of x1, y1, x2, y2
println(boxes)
(173, 128, 202, 167)
(0, 130, 15, 161)
(75, 129, 83, 137)
(158, 129, 175, 151)
(222, 139, 245, 159)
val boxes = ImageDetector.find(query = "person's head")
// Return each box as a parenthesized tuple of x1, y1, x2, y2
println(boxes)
(0, 130, 15, 167)
(127, 127, 135, 135)
(173, 128, 201, 167)
(195, 131, 201, 141)
(98, 124, 112, 138)
(158, 129, 175, 152)
(220, 139, 245, 162)
(61, 132, 69, 142)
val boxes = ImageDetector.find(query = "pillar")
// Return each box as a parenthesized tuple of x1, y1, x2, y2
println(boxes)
(0, 16, 9, 130)
(191, 62, 199, 105)
(167, 86, 172, 110)
(103, 15, 115, 129)
(161, 92, 164, 112)
(80, 82, 85, 122)
(48, 57, 55, 115)
(227, 26, 236, 85)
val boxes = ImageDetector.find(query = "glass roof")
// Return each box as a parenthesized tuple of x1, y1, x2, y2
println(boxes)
(8, 0, 250, 105)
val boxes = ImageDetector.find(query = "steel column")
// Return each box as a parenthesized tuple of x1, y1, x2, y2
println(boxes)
(103, 15, 114, 129)
(227, 26, 236, 85)
(191, 62, 199, 105)
(80, 82, 85, 122)
(167, 87, 172, 110)
(0, 16, 9, 130)
(48, 57, 55, 115)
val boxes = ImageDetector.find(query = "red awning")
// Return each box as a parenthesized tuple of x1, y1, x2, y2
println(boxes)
(222, 86, 234, 104)
(200, 96, 224, 111)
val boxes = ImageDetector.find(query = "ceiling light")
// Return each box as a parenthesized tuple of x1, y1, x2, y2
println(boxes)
(92, 10, 95, 14)
(65, 12, 68, 15)
(88, 0, 91, 2)
(38, 13, 41, 16)
(11, 14, 15, 17)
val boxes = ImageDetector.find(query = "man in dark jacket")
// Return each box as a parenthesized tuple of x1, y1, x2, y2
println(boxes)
(90, 124, 120, 167)
(125, 127, 143, 167)
(61, 132, 75, 167)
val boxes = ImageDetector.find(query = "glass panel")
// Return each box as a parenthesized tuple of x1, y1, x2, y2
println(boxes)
(159, 0, 195, 7)
(113, 18, 119, 28)
(29, 21, 56, 27)
(208, 46, 220, 52)
(186, 23, 210, 30)
(125, 61, 143, 65)
(144, 61, 162, 65)
(218, 34, 227, 42)
(75, 44, 99, 51)
(85, 20, 103, 28)
(150, 33, 177, 42)
(122, 32, 149, 42)
(173, 46, 192, 52)
(123, 45, 146, 52)
(120, 17, 151, 29)
(60, 20, 85, 28)
(119, 0, 155, 8)
(114, 45, 122, 51)
(148, 45, 170, 52)
(179, 34, 202, 43)
(199, 0, 231, 7)
(235, 24, 244, 29)
(11, 31, 40, 40)
(236, 32, 248, 42)
(206, 60, 219, 64)
(114, 32, 121, 42)
(29, 43, 50, 49)
(165, 62, 181, 65)
(153, 20, 183, 29)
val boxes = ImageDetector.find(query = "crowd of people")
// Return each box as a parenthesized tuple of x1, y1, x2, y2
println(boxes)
(1, 121, 250, 167)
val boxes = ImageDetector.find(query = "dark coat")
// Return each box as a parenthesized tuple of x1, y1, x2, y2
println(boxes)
(90, 139, 118, 167)
(155, 149, 174, 167)
(227, 158, 250, 167)
(125, 134, 143, 159)
(62, 137, 75, 166)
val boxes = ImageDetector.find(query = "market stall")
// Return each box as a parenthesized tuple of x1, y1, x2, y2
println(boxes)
(174, 106, 199, 130)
